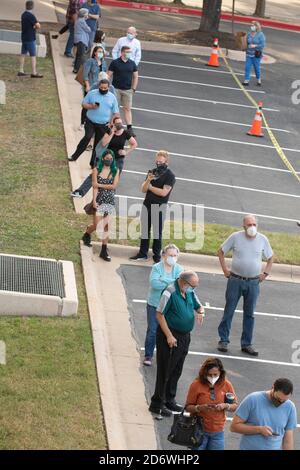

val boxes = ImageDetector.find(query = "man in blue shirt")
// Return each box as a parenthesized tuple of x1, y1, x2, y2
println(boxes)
(231, 378, 297, 450)
(68, 79, 119, 165)
(81, 0, 101, 48)
(18, 1, 43, 78)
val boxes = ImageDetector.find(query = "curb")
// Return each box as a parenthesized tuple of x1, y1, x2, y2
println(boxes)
(99, 0, 300, 32)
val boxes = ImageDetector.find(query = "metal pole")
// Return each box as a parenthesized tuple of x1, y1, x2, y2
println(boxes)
(232, 0, 235, 34)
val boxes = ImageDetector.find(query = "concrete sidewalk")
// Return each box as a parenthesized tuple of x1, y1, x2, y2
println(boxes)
(1, 0, 57, 22)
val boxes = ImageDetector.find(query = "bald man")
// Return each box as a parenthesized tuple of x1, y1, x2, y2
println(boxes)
(112, 26, 141, 66)
(149, 271, 205, 417)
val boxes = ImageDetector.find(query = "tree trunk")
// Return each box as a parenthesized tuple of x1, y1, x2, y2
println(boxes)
(172, 0, 184, 5)
(253, 0, 266, 17)
(199, 0, 222, 32)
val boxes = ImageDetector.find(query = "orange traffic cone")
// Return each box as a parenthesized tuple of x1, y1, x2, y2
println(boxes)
(207, 38, 219, 67)
(247, 102, 264, 137)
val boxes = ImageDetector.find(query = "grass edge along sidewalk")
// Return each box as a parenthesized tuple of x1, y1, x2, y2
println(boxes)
(0, 53, 106, 450)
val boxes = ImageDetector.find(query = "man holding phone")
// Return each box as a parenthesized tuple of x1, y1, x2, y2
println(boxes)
(231, 378, 297, 450)
(68, 79, 119, 165)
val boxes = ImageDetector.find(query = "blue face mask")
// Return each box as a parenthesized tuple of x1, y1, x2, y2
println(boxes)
(184, 286, 194, 293)
(97, 52, 103, 59)
(127, 33, 134, 40)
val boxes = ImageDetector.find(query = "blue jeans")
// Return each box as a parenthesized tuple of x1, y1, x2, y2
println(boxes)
(244, 55, 262, 81)
(144, 304, 158, 358)
(218, 276, 260, 347)
(196, 431, 224, 451)
(64, 22, 75, 55)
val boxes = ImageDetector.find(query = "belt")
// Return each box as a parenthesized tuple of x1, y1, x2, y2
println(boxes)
(230, 272, 260, 281)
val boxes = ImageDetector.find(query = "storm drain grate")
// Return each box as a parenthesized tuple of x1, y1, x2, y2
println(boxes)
(0, 255, 65, 298)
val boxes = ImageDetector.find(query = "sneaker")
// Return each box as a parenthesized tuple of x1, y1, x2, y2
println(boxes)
(165, 401, 184, 413)
(64, 53, 74, 58)
(31, 73, 43, 78)
(217, 341, 228, 353)
(297, 221, 300, 227)
(129, 253, 148, 261)
(70, 190, 83, 198)
(17, 71, 29, 76)
(149, 404, 172, 417)
(143, 357, 152, 366)
(52, 34, 58, 39)
(256, 81, 262, 86)
(241, 346, 258, 356)
(86, 144, 93, 151)
(242, 81, 249, 86)
(68, 156, 76, 162)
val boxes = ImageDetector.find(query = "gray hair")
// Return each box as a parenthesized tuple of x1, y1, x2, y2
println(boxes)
(79, 8, 89, 18)
(243, 214, 258, 225)
(179, 271, 198, 283)
(162, 244, 180, 256)
(99, 72, 109, 81)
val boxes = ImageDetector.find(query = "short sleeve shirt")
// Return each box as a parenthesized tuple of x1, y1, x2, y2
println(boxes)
(108, 130, 131, 159)
(81, 2, 101, 32)
(109, 58, 138, 90)
(21, 11, 37, 42)
(144, 168, 175, 205)
(83, 90, 119, 124)
(236, 391, 297, 450)
(221, 231, 273, 277)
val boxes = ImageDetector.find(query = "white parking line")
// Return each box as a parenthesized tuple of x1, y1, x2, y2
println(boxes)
(136, 147, 300, 175)
(140, 59, 247, 77)
(123, 169, 300, 199)
(136, 91, 279, 112)
(134, 126, 300, 153)
(116, 195, 299, 223)
(132, 300, 300, 320)
(132, 106, 291, 134)
(140, 75, 266, 93)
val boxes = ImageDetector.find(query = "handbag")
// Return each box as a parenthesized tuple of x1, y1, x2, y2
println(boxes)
(168, 410, 204, 448)
(255, 50, 262, 58)
(75, 64, 85, 86)
(84, 201, 96, 215)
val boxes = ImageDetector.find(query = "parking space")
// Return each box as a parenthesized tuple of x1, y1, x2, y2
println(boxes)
(120, 264, 300, 450)
(109, 48, 300, 233)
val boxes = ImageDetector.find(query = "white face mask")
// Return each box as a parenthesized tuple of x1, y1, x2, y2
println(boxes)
(246, 226, 257, 237)
(207, 376, 220, 386)
(166, 256, 177, 267)
(251, 25, 257, 32)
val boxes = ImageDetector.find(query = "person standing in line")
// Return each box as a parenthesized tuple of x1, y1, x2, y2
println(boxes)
(63, 0, 81, 58)
(217, 214, 273, 357)
(108, 46, 138, 136)
(149, 271, 205, 417)
(112, 26, 142, 66)
(18, 1, 43, 78)
(73, 8, 91, 74)
(143, 244, 183, 367)
(243, 21, 265, 86)
(68, 79, 119, 164)
(231, 378, 297, 450)
(130, 151, 175, 263)
(81, 0, 101, 49)
(185, 358, 238, 450)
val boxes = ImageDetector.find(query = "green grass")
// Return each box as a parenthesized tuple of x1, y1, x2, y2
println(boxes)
(0, 54, 105, 449)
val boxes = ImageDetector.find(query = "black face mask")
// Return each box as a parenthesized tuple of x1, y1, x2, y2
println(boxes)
(103, 160, 113, 167)
(99, 89, 108, 95)
(115, 123, 123, 130)
(156, 162, 167, 173)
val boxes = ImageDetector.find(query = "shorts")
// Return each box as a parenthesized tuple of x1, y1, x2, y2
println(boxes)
(116, 88, 133, 108)
(21, 40, 36, 57)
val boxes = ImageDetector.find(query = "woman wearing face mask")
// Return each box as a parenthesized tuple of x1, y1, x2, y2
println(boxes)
(80, 45, 107, 130)
(143, 244, 183, 367)
(82, 149, 120, 261)
(185, 358, 238, 450)
(243, 21, 265, 86)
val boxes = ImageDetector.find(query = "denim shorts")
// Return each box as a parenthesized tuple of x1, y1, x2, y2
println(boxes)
(21, 41, 36, 57)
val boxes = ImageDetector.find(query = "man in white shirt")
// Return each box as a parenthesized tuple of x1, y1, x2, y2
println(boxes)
(112, 26, 141, 66)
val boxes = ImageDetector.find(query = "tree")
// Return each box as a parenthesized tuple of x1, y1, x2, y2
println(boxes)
(199, 0, 222, 32)
(253, 0, 266, 17)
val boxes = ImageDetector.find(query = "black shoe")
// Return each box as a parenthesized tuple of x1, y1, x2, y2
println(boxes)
(31, 73, 43, 78)
(82, 232, 92, 247)
(127, 127, 136, 137)
(17, 71, 29, 76)
(165, 402, 184, 413)
(68, 156, 76, 162)
(52, 34, 58, 39)
(217, 341, 228, 353)
(242, 81, 249, 86)
(100, 245, 111, 262)
(241, 346, 259, 356)
(64, 53, 74, 58)
(129, 253, 148, 261)
(70, 190, 83, 198)
(256, 81, 262, 86)
(149, 404, 172, 417)
(297, 221, 300, 227)
(153, 257, 161, 264)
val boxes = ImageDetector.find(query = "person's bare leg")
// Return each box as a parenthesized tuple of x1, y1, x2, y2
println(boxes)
(123, 106, 132, 126)
(31, 56, 37, 75)
(19, 55, 26, 73)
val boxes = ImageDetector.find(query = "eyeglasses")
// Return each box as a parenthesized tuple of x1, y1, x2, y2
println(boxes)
(186, 280, 197, 290)
(209, 388, 216, 401)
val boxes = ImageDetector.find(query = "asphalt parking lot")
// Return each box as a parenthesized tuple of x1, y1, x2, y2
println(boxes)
(114, 48, 300, 233)
(120, 264, 300, 450)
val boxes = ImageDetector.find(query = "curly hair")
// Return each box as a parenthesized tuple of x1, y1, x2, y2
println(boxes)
(198, 357, 226, 385)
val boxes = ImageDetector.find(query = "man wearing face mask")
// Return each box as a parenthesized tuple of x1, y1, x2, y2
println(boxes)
(108, 46, 138, 136)
(68, 79, 119, 164)
(130, 150, 175, 263)
(149, 271, 205, 417)
(231, 378, 297, 450)
(112, 26, 141, 66)
(217, 214, 273, 356)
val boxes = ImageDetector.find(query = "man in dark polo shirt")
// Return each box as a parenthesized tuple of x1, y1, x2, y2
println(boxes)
(149, 271, 205, 417)
(18, 1, 43, 78)
(130, 150, 175, 263)
(108, 45, 138, 136)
